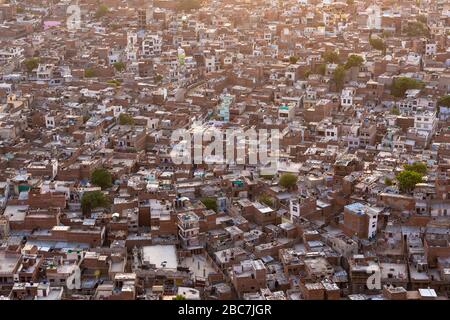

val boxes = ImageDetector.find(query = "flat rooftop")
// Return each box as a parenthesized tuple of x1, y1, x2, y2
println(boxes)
(3, 205, 28, 222)
(142, 245, 178, 270)
(0, 251, 21, 275)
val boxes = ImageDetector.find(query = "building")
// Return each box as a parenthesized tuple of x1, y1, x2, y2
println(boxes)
(342, 203, 379, 239)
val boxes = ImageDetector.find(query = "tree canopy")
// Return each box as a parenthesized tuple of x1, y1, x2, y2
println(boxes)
(396, 170, 423, 193)
(391, 106, 400, 115)
(403, 21, 429, 37)
(369, 36, 386, 52)
(113, 61, 126, 72)
(322, 50, 340, 64)
(95, 4, 108, 19)
(201, 197, 217, 212)
(91, 168, 112, 189)
(384, 177, 393, 186)
(81, 191, 110, 215)
(119, 113, 135, 125)
(438, 95, 450, 107)
(404, 162, 427, 176)
(289, 56, 299, 64)
(333, 65, 346, 91)
(345, 55, 364, 69)
(303, 70, 312, 79)
(24, 57, 39, 73)
(279, 173, 298, 189)
(258, 194, 274, 208)
(391, 77, 424, 98)
(106, 79, 121, 87)
(84, 68, 96, 78)
(316, 63, 326, 76)
(154, 74, 163, 83)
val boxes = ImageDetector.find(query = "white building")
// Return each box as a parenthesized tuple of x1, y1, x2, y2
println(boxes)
(0, 47, 24, 61)
(45, 114, 55, 128)
(414, 111, 437, 134)
(36, 64, 54, 80)
(126, 47, 138, 62)
(341, 87, 355, 108)
(278, 103, 296, 121)
(108, 49, 123, 65)
(344, 124, 360, 148)
(0, 83, 12, 94)
(205, 56, 216, 73)
(366, 5, 382, 30)
(142, 35, 162, 57)
(425, 43, 437, 56)
(325, 124, 339, 141)
(177, 212, 202, 252)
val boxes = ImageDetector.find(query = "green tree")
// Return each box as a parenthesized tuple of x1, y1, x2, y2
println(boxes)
(91, 168, 112, 189)
(322, 50, 340, 64)
(258, 194, 274, 208)
(154, 74, 163, 83)
(173, 294, 186, 300)
(404, 162, 427, 176)
(384, 177, 393, 186)
(84, 68, 96, 78)
(403, 21, 429, 37)
(391, 107, 400, 115)
(316, 63, 326, 76)
(119, 113, 134, 125)
(369, 36, 386, 52)
(438, 95, 450, 107)
(289, 56, 299, 64)
(106, 79, 121, 87)
(381, 30, 392, 38)
(333, 65, 346, 91)
(345, 55, 364, 69)
(279, 173, 298, 189)
(396, 170, 423, 193)
(113, 61, 126, 72)
(303, 70, 312, 78)
(24, 57, 39, 73)
(81, 191, 110, 215)
(95, 4, 108, 19)
(201, 197, 217, 212)
(391, 77, 424, 98)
